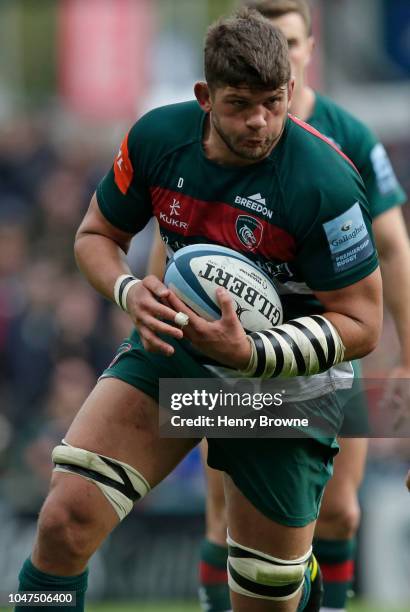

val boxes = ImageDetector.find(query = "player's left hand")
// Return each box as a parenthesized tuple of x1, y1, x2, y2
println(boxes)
(166, 288, 251, 370)
(380, 365, 410, 432)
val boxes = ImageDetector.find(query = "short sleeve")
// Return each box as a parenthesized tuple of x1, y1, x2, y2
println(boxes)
(293, 181, 379, 292)
(347, 125, 407, 219)
(96, 121, 153, 234)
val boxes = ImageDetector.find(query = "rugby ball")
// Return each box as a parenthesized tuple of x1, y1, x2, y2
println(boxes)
(164, 244, 282, 332)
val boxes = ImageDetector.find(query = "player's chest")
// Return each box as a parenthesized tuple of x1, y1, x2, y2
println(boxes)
(148, 150, 296, 264)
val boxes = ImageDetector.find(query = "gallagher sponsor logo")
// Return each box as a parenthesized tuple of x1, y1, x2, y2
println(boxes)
(331, 222, 365, 247)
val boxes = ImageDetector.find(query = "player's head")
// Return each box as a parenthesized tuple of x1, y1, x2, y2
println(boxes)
(195, 7, 293, 163)
(243, 0, 315, 88)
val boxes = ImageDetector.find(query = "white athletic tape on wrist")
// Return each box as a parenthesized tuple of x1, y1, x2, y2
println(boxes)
(241, 315, 345, 378)
(121, 279, 141, 312)
(113, 274, 141, 312)
(52, 441, 150, 520)
(227, 533, 311, 601)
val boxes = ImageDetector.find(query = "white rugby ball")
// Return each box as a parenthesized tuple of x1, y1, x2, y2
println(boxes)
(164, 244, 282, 332)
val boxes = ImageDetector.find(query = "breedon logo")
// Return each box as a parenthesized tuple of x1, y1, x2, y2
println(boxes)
(235, 193, 273, 219)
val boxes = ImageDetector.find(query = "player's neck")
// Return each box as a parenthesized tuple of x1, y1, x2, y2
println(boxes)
(289, 86, 316, 122)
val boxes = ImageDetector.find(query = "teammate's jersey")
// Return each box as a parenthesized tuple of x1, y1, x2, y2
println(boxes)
(97, 101, 378, 396)
(308, 92, 406, 218)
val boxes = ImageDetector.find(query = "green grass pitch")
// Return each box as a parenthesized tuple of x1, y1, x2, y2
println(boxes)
(85, 601, 408, 612)
(0, 600, 406, 611)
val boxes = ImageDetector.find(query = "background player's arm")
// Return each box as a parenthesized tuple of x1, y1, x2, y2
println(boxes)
(147, 222, 167, 279)
(373, 206, 410, 371)
(348, 125, 409, 372)
(75, 194, 184, 355)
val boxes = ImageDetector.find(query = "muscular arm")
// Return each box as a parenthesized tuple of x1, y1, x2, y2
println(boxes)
(372, 206, 410, 368)
(315, 268, 383, 361)
(74, 193, 135, 300)
(74, 193, 184, 355)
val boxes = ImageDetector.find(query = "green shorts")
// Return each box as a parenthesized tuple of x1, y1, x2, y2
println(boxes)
(101, 330, 340, 526)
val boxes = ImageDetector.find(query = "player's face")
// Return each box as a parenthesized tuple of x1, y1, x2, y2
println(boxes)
(208, 84, 292, 163)
(270, 12, 314, 88)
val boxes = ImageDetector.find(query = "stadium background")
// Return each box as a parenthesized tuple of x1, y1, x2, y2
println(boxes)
(0, 0, 409, 610)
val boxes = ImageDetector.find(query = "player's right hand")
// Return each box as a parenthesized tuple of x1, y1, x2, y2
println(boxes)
(125, 275, 184, 356)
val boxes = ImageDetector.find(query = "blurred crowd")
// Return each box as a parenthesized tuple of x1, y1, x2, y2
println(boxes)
(0, 117, 138, 514)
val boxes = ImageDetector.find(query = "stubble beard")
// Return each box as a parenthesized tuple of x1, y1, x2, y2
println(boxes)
(211, 114, 281, 162)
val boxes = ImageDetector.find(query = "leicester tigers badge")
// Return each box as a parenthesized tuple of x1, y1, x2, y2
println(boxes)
(235, 215, 263, 250)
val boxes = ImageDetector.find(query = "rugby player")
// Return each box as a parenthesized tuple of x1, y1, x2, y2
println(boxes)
(159, 2, 406, 611)
(15, 9, 382, 612)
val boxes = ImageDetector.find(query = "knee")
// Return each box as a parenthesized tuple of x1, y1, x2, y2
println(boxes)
(334, 504, 361, 539)
(319, 498, 361, 539)
(37, 494, 97, 562)
(206, 514, 228, 546)
(206, 498, 228, 545)
(227, 533, 310, 603)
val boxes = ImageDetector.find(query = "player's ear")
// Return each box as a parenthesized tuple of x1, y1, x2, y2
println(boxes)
(287, 78, 295, 108)
(195, 82, 212, 113)
(305, 35, 315, 67)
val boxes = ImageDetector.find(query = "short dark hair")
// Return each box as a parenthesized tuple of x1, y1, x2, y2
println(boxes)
(243, 0, 312, 36)
(204, 7, 291, 91)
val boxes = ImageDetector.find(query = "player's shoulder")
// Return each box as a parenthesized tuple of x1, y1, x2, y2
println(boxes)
(279, 114, 367, 225)
(128, 100, 204, 152)
(285, 114, 359, 180)
(314, 92, 377, 148)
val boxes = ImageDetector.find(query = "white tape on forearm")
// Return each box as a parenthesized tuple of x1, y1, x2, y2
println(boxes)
(245, 315, 345, 379)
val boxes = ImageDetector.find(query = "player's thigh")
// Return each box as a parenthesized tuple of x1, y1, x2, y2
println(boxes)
(42, 378, 197, 535)
(225, 474, 315, 558)
(65, 377, 199, 486)
(208, 433, 337, 533)
(70, 326, 209, 484)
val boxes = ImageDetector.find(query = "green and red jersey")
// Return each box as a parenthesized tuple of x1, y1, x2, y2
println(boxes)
(97, 101, 378, 323)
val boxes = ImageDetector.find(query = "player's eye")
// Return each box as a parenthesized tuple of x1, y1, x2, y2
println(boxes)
(265, 98, 281, 108)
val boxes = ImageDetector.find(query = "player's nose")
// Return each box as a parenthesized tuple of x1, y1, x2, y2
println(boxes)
(246, 108, 267, 130)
